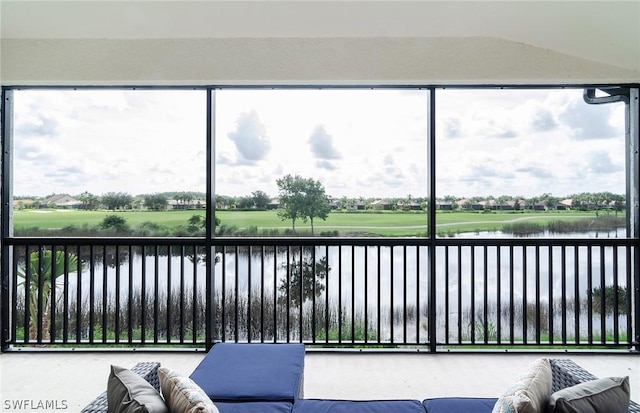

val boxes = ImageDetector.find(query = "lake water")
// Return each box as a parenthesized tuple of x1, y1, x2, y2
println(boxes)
(27, 229, 631, 344)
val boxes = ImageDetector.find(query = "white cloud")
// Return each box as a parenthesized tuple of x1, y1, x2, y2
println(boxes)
(12, 89, 205, 196)
(214, 89, 429, 198)
(586, 150, 623, 174)
(227, 110, 271, 163)
(308, 125, 341, 160)
(316, 160, 338, 171)
(9, 88, 628, 200)
(435, 88, 626, 197)
(557, 94, 624, 140)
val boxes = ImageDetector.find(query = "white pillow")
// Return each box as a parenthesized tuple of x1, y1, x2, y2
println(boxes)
(158, 367, 219, 413)
(492, 358, 553, 413)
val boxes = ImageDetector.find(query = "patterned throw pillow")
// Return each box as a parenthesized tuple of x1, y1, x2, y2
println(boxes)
(491, 358, 553, 413)
(107, 365, 169, 413)
(158, 367, 219, 413)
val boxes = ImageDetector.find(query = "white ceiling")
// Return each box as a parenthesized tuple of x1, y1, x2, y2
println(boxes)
(1, 1, 638, 85)
(2, 1, 639, 71)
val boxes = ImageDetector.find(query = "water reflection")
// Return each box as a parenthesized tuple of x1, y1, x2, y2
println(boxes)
(13, 232, 632, 346)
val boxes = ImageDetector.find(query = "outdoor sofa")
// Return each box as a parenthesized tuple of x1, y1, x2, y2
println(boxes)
(82, 343, 639, 413)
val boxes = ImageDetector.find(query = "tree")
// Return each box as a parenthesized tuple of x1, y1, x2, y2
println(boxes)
(276, 175, 307, 231)
(496, 195, 510, 209)
(174, 192, 195, 207)
(236, 196, 255, 209)
(133, 198, 144, 210)
(17, 250, 80, 340)
(188, 214, 221, 235)
(278, 255, 329, 308)
(78, 191, 99, 210)
(252, 190, 271, 209)
(100, 215, 129, 232)
(101, 192, 133, 210)
(301, 179, 331, 234)
(188, 214, 204, 231)
(612, 194, 625, 217)
(543, 195, 559, 211)
(276, 174, 330, 233)
(592, 285, 627, 315)
(144, 193, 169, 210)
(513, 199, 521, 211)
(215, 194, 235, 209)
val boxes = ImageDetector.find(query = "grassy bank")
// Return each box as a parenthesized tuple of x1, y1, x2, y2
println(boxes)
(12, 208, 621, 237)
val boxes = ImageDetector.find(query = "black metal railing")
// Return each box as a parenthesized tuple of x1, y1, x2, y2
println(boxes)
(4, 238, 209, 349)
(1, 237, 638, 352)
(435, 239, 637, 350)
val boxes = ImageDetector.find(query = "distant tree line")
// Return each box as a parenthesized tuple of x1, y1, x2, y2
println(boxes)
(15, 189, 626, 215)
(16, 191, 206, 211)
(441, 191, 626, 214)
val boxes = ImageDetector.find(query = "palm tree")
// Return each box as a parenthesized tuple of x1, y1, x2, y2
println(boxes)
(17, 250, 79, 341)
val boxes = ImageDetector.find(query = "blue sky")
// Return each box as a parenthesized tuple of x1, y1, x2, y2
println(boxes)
(11, 87, 626, 199)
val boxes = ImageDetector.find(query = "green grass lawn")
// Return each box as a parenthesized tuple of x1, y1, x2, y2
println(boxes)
(14, 209, 204, 229)
(12, 208, 606, 237)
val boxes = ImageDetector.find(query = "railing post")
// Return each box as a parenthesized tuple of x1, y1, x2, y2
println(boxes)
(634, 244, 640, 353)
(626, 89, 639, 248)
(630, 88, 640, 352)
(428, 88, 437, 353)
(206, 88, 215, 351)
(0, 245, 8, 351)
(1, 88, 13, 352)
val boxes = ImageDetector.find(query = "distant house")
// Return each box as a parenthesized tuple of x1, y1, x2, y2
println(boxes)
(399, 201, 423, 211)
(266, 199, 281, 210)
(168, 199, 205, 210)
(496, 201, 516, 211)
(41, 194, 82, 208)
(467, 201, 485, 211)
(437, 201, 453, 210)
(556, 199, 573, 210)
(12, 199, 35, 210)
(346, 201, 366, 211)
(370, 199, 392, 210)
(409, 202, 422, 211)
(483, 199, 496, 210)
(532, 202, 547, 211)
(608, 200, 626, 211)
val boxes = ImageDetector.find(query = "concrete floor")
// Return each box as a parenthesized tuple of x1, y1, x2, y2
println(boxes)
(0, 350, 638, 412)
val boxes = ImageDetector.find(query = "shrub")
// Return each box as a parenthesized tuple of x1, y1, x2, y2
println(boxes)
(100, 215, 129, 232)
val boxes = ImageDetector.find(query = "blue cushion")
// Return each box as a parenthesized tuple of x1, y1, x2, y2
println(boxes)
(423, 398, 497, 413)
(293, 399, 427, 413)
(189, 343, 305, 402)
(214, 401, 293, 413)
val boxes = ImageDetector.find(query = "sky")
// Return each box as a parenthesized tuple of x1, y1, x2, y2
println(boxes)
(10, 87, 626, 200)
(436, 88, 625, 199)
